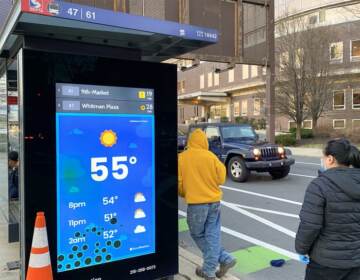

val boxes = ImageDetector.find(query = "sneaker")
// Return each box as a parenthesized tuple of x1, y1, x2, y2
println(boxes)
(195, 266, 216, 280)
(215, 259, 237, 278)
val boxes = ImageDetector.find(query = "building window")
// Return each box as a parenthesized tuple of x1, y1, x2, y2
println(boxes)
(333, 90, 345, 110)
(177, 80, 185, 94)
(228, 69, 234, 83)
(194, 106, 200, 117)
(288, 121, 296, 130)
(353, 89, 360, 109)
(241, 100, 248, 116)
(351, 40, 360, 61)
(308, 13, 319, 25)
(353, 119, 360, 129)
(262, 66, 267, 76)
(208, 73, 213, 87)
(242, 65, 249, 79)
(251, 66, 258, 78)
(319, 10, 326, 23)
(303, 120, 313, 129)
(200, 74, 205, 89)
(288, 120, 312, 130)
(234, 102, 240, 117)
(254, 98, 261, 116)
(330, 42, 343, 63)
(214, 72, 219, 86)
(279, 52, 289, 70)
(333, 119, 346, 129)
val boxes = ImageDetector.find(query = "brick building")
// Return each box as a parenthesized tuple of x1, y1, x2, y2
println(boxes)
(178, 0, 360, 135)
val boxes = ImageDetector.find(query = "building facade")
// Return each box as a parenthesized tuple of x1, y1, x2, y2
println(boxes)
(178, 0, 360, 136)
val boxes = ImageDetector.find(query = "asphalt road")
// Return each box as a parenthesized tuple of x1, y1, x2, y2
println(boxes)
(178, 155, 321, 280)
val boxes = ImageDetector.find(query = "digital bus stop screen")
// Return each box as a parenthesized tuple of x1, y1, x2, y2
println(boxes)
(56, 83, 155, 272)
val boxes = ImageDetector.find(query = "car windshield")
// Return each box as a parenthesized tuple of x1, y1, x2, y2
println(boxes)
(221, 126, 256, 141)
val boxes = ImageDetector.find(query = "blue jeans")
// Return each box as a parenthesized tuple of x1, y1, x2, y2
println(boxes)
(187, 202, 235, 277)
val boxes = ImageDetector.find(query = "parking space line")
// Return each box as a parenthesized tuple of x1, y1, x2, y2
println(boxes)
(233, 204, 299, 218)
(178, 210, 300, 261)
(222, 201, 297, 238)
(221, 185, 303, 205)
(289, 173, 316, 179)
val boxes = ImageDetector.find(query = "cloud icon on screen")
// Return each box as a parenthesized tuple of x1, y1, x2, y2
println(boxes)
(134, 209, 146, 219)
(134, 225, 146, 234)
(69, 128, 84, 135)
(129, 143, 138, 149)
(134, 193, 146, 203)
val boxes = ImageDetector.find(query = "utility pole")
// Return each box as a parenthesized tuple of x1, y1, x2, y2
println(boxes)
(265, 0, 275, 143)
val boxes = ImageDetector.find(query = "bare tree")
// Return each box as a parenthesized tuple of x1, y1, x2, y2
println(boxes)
(275, 17, 334, 140)
(303, 26, 334, 131)
(276, 17, 308, 141)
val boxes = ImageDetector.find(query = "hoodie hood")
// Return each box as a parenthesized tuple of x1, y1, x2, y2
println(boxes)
(187, 129, 209, 150)
(322, 168, 360, 200)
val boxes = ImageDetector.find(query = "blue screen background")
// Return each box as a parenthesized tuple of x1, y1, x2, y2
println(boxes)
(56, 113, 155, 272)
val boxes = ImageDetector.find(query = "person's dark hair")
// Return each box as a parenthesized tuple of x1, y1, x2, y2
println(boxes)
(9, 151, 18, 162)
(324, 138, 360, 168)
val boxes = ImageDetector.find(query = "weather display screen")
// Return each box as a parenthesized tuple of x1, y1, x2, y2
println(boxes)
(56, 83, 155, 272)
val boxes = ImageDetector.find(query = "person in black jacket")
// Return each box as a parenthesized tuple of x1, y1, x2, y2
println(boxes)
(8, 151, 19, 201)
(295, 138, 360, 280)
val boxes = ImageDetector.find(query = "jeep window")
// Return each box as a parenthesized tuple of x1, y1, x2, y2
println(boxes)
(221, 126, 256, 141)
(205, 127, 220, 139)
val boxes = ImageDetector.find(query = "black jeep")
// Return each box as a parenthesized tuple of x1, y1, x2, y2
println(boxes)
(184, 123, 295, 182)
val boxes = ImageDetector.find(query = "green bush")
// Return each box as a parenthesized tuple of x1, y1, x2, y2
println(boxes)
(289, 128, 314, 139)
(301, 129, 314, 139)
(257, 118, 267, 130)
(235, 117, 249, 124)
(220, 116, 229, 123)
(275, 134, 296, 146)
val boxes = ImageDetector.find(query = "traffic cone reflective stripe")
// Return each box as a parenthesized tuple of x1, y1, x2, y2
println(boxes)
(26, 212, 53, 280)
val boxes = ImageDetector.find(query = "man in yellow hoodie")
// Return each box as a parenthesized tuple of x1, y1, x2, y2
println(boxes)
(179, 129, 236, 280)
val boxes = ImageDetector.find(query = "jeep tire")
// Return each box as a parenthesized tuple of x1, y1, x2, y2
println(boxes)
(269, 166, 291, 180)
(227, 156, 250, 183)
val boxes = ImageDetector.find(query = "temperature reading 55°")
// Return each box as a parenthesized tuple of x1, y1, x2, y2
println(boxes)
(91, 156, 137, 182)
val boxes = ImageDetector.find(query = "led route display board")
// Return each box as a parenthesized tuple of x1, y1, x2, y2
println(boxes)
(56, 83, 155, 272)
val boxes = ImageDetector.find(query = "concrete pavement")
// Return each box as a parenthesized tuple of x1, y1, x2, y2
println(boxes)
(177, 247, 239, 280)
(0, 245, 240, 280)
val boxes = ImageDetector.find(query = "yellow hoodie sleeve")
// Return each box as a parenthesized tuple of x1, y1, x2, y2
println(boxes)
(215, 158, 227, 185)
(178, 155, 185, 197)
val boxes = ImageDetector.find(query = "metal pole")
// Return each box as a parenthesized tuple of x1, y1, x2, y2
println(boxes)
(265, 0, 275, 143)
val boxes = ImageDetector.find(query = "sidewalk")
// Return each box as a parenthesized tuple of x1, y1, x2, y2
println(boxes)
(0, 245, 240, 280)
(177, 247, 240, 280)
(287, 147, 323, 157)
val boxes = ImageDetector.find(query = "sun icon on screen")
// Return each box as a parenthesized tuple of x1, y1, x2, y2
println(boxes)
(100, 130, 117, 147)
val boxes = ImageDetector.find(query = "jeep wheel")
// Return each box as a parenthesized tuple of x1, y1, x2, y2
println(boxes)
(269, 166, 291, 180)
(227, 156, 250, 183)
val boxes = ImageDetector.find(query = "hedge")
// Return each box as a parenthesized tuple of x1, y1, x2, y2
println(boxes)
(275, 134, 296, 146)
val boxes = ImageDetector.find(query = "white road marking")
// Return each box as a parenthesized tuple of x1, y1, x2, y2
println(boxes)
(178, 210, 300, 262)
(234, 204, 299, 218)
(221, 185, 303, 206)
(222, 201, 297, 238)
(290, 173, 316, 179)
(296, 161, 321, 166)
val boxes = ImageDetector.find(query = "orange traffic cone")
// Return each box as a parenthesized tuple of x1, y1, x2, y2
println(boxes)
(26, 212, 53, 280)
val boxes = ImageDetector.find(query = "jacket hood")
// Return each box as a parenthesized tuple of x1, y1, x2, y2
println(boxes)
(322, 168, 360, 200)
(187, 129, 209, 150)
